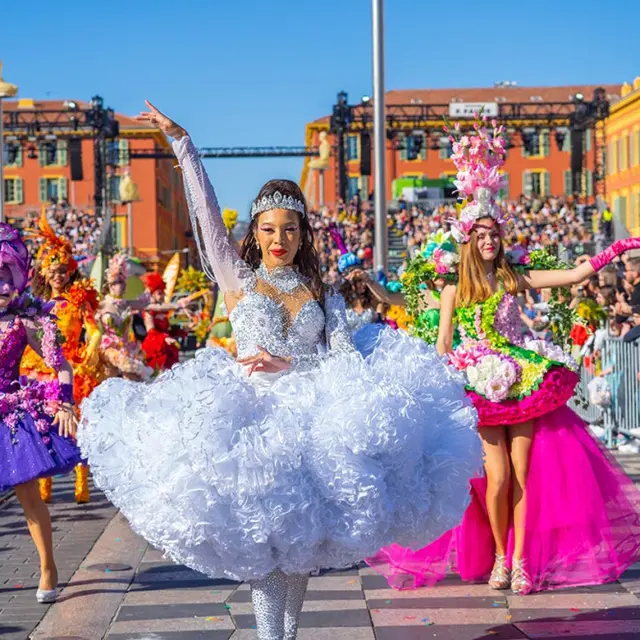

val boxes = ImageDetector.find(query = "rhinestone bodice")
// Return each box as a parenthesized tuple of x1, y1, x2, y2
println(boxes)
(231, 265, 350, 361)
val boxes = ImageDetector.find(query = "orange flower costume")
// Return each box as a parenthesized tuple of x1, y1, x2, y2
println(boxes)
(20, 212, 103, 503)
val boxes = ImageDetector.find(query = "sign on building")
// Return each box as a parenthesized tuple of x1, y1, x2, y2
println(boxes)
(448, 102, 499, 118)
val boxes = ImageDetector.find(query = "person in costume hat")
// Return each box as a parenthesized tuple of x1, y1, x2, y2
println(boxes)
(77, 102, 483, 640)
(0, 222, 80, 604)
(21, 212, 102, 504)
(96, 253, 155, 381)
(139, 271, 197, 371)
(369, 114, 640, 595)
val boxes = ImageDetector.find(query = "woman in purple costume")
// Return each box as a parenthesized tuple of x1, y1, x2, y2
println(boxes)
(0, 224, 80, 604)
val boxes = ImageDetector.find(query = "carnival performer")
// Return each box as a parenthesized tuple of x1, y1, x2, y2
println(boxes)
(96, 253, 155, 381)
(78, 102, 483, 640)
(0, 223, 80, 604)
(328, 224, 404, 357)
(21, 212, 102, 504)
(368, 116, 640, 595)
(138, 272, 185, 371)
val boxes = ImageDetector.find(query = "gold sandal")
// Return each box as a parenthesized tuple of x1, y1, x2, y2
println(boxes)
(488, 554, 510, 590)
(511, 558, 532, 595)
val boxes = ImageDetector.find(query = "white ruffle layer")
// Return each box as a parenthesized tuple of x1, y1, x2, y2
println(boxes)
(79, 328, 481, 581)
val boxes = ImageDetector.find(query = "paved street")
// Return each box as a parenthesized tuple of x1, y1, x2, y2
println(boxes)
(1, 456, 639, 639)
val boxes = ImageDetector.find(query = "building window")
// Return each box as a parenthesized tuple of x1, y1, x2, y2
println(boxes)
(347, 135, 359, 161)
(560, 127, 571, 152)
(498, 172, 509, 199)
(439, 140, 453, 160)
(108, 175, 121, 202)
(636, 130, 640, 166)
(620, 196, 628, 225)
(359, 175, 369, 200)
(523, 170, 550, 197)
(541, 129, 550, 157)
(4, 145, 23, 168)
(608, 141, 616, 174)
(39, 177, 68, 203)
(583, 170, 593, 197)
(348, 176, 360, 200)
(630, 133, 636, 167)
(564, 170, 572, 195)
(3, 178, 23, 204)
(522, 130, 547, 157)
(620, 136, 627, 171)
(108, 140, 130, 166)
(585, 128, 592, 152)
(39, 140, 67, 167)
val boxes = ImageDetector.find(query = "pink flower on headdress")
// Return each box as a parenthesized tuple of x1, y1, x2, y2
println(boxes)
(449, 217, 476, 244)
(432, 247, 458, 274)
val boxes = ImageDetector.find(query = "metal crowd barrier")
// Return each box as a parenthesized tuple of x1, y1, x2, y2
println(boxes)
(569, 337, 640, 448)
(601, 338, 640, 443)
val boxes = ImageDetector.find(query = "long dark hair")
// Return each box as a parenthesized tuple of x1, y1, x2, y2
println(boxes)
(339, 277, 375, 310)
(241, 179, 324, 302)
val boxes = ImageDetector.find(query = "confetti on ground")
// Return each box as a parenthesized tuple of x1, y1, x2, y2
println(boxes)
(506, 614, 513, 621)
(570, 608, 582, 612)
(13, 584, 23, 589)
(487, 632, 498, 636)
(105, 568, 111, 573)
(385, 599, 392, 604)
(492, 602, 502, 607)
(210, 591, 222, 594)
(403, 616, 417, 620)
(224, 604, 231, 610)
(205, 616, 223, 622)
(373, 609, 381, 613)
(347, 579, 358, 584)
(115, 537, 121, 542)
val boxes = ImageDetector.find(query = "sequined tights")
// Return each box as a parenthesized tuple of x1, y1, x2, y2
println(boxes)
(250, 569, 309, 640)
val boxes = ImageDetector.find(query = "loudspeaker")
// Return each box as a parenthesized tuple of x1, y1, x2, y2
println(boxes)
(360, 132, 371, 176)
(69, 138, 83, 181)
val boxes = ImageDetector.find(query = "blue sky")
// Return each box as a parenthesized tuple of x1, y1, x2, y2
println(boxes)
(2, 0, 638, 218)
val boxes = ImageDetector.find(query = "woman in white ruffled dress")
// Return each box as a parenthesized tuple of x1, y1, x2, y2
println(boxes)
(78, 102, 483, 640)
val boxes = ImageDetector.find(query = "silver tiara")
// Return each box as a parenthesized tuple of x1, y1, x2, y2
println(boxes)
(251, 191, 306, 218)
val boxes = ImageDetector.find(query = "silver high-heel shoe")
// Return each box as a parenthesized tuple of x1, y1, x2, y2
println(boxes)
(36, 587, 58, 604)
(488, 554, 511, 590)
(511, 558, 532, 595)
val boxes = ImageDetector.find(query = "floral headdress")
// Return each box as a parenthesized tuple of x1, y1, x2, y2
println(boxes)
(446, 114, 509, 244)
(421, 229, 459, 276)
(141, 272, 166, 294)
(0, 223, 31, 293)
(31, 211, 78, 275)
(105, 252, 129, 285)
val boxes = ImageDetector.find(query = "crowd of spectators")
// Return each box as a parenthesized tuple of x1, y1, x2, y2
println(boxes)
(16, 202, 105, 267)
(309, 193, 615, 279)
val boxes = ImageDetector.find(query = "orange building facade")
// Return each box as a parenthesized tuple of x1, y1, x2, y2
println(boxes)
(302, 84, 622, 208)
(605, 77, 640, 237)
(2, 98, 194, 265)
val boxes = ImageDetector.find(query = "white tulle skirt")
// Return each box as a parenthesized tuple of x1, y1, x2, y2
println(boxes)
(78, 328, 481, 581)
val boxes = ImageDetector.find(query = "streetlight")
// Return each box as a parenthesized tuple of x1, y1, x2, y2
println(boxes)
(0, 62, 18, 223)
(372, 0, 388, 274)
